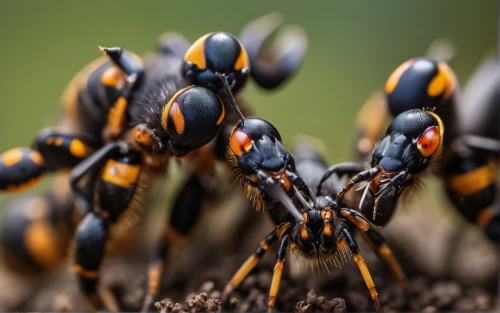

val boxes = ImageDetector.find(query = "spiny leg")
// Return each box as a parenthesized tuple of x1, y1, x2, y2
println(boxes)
(267, 234, 290, 310)
(142, 174, 204, 312)
(335, 167, 380, 202)
(340, 208, 409, 299)
(221, 223, 291, 302)
(342, 228, 381, 313)
(239, 13, 307, 90)
(316, 162, 366, 197)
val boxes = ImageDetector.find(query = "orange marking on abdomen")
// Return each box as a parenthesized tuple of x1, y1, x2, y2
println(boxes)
(69, 139, 92, 158)
(29, 151, 44, 166)
(24, 220, 63, 270)
(6, 177, 43, 193)
(1, 149, 23, 166)
(447, 165, 495, 197)
(101, 159, 140, 188)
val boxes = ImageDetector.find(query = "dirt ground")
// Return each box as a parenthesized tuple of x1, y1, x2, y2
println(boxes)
(0, 177, 498, 312)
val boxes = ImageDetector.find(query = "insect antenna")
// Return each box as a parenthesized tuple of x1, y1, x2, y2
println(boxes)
(217, 73, 246, 122)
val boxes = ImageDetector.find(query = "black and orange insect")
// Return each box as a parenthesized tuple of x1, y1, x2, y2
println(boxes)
(0, 13, 308, 311)
(222, 136, 409, 312)
(324, 108, 444, 226)
(352, 54, 500, 238)
(141, 14, 307, 311)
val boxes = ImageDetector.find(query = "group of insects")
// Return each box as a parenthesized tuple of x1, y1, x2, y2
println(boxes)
(0, 13, 498, 312)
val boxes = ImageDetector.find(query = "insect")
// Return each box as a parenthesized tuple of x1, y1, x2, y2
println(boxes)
(222, 135, 409, 312)
(352, 54, 500, 237)
(322, 108, 444, 226)
(441, 56, 500, 241)
(0, 175, 75, 275)
(141, 13, 307, 311)
(0, 14, 308, 311)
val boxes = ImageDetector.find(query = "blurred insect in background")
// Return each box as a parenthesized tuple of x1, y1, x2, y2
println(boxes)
(352, 49, 500, 240)
(222, 134, 410, 312)
(0, 13, 308, 311)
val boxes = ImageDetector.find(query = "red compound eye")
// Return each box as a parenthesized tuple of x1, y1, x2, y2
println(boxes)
(417, 126, 441, 157)
(230, 129, 252, 156)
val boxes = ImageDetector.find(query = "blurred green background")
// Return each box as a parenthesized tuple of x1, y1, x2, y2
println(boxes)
(0, 0, 497, 197)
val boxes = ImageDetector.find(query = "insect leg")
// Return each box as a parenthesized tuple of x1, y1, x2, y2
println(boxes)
(0, 129, 99, 193)
(267, 234, 290, 309)
(340, 208, 409, 300)
(221, 222, 291, 302)
(239, 13, 307, 90)
(316, 162, 366, 196)
(142, 174, 204, 312)
(74, 148, 142, 311)
(342, 228, 381, 313)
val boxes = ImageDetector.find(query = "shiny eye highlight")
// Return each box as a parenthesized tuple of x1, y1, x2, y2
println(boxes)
(417, 126, 441, 157)
(230, 129, 252, 156)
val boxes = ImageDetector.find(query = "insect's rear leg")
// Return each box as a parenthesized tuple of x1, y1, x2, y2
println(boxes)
(0, 129, 99, 193)
(239, 13, 307, 90)
(0, 175, 74, 276)
(73, 148, 142, 311)
(142, 173, 204, 312)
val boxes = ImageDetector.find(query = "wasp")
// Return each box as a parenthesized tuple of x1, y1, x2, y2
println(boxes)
(352, 54, 500, 238)
(322, 108, 444, 226)
(221, 129, 409, 312)
(141, 13, 307, 311)
(0, 14, 308, 311)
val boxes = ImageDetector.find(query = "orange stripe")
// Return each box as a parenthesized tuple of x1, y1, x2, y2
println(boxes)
(101, 159, 140, 188)
(165, 227, 188, 244)
(24, 220, 62, 269)
(268, 260, 284, 308)
(2, 148, 23, 166)
(477, 207, 494, 228)
(216, 96, 225, 126)
(74, 264, 99, 279)
(447, 165, 495, 196)
(353, 254, 377, 300)
(184, 33, 210, 70)
(385, 59, 414, 94)
(235, 42, 249, 70)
